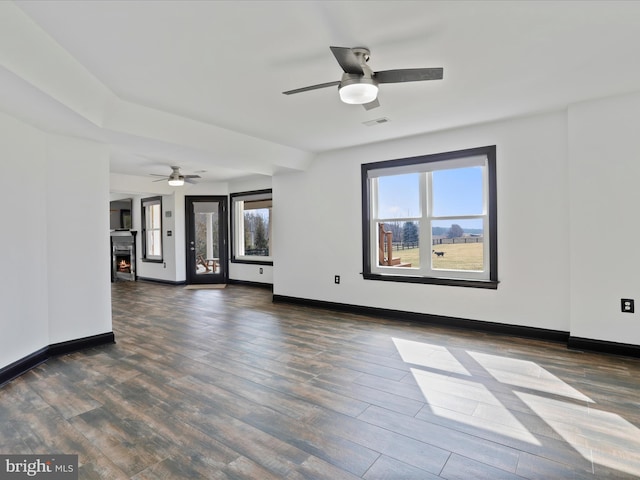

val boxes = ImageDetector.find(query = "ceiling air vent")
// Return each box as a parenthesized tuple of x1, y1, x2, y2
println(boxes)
(363, 117, 390, 126)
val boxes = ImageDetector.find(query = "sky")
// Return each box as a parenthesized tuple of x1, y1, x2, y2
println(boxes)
(377, 166, 483, 230)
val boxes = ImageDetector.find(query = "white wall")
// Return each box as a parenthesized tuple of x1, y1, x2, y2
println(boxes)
(568, 92, 640, 345)
(230, 262, 274, 285)
(0, 112, 49, 368)
(0, 112, 112, 370)
(46, 135, 112, 343)
(274, 111, 571, 332)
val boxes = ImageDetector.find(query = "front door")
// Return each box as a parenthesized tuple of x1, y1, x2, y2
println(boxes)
(185, 196, 228, 284)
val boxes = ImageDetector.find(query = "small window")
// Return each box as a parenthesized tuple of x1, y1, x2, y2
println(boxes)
(230, 189, 272, 265)
(141, 196, 163, 261)
(362, 146, 497, 288)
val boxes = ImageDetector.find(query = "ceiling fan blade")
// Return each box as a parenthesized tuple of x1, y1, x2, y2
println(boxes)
(375, 67, 444, 84)
(363, 98, 380, 111)
(330, 46, 364, 75)
(184, 175, 201, 179)
(283, 80, 340, 95)
(152, 178, 168, 182)
(149, 173, 169, 177)
(185, 178, 198, 185)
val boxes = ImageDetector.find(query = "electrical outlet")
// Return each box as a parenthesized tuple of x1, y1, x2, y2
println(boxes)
(259, 267, 263, 274)
(621, 298, 634, 313)
(334, 275, 340, 284)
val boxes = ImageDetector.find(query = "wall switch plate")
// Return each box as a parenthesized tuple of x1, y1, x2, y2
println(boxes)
(334, 275, 340, 284)
(621, 298, 634, 313)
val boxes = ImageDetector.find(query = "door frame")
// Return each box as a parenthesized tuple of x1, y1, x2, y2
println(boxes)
(185, 195, 228, 285)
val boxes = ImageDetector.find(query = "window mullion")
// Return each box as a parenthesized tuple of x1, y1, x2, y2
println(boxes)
(482, 160, 490, 273)
(236, 200, 245, 256)
(370, 178, 378, 270)
(420, 172, 430, 275)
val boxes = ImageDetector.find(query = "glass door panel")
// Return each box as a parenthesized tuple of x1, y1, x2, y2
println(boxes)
(186, 196, 227, 284)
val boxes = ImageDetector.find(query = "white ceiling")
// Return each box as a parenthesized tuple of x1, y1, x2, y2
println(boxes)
(5, 1, 640, 183)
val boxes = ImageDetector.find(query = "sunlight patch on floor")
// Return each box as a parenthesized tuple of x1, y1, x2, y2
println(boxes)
(392, 338, 471, 376)
(410, 367, 541, 444)
(393, 337, 539, 444)
(393, 336, 640, 476)
(517, 392, 640, 477)
(468, 350, 593, 403)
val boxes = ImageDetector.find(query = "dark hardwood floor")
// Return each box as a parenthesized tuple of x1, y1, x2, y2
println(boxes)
(2, 281, 640, 479)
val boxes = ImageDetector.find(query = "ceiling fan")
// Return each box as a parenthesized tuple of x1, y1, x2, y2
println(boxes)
(150, 166, 200, 186)
(283, 46, 443, 110)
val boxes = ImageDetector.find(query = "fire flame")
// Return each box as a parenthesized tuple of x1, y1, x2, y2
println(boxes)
(118, 259, 131, 272)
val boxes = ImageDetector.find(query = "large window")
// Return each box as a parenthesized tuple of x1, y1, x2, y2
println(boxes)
(362, 146, 497, 288)
(141, 196, 163, 261)
(230, 189, 272, 265)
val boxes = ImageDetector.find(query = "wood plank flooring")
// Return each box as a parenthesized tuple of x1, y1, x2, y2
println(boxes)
(2, 281, 640, 479)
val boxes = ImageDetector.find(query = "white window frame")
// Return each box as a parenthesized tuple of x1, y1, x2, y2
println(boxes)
(362, 146, 497, 288)
(230, 189, 273, 265)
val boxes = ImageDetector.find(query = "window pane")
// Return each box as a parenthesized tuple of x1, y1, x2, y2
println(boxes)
(432, 167, 483, 217)
(243, 207, 270, 256)
(431, 219, 484, 271)
(194, 202, 219, 274)
(377, 221, 419, 268)
(377, 173, 420, 219)
(147, 230, 162, 257)
(149, 204, 161, 229)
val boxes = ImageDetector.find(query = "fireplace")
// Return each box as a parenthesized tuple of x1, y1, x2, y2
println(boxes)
(111, 230, 137, 282)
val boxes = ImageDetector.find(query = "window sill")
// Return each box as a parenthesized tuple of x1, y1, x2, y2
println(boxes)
(141, 258, 163, 263)
(231, 257, 273, 266)
(362, 272, 498, 289)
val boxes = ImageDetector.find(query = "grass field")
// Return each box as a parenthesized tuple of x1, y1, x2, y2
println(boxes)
(389, 242, 483, 271)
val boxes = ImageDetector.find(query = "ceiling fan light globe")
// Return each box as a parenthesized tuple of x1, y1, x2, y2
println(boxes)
(339, 82, 378, 105)
(168, 176, 184, 187)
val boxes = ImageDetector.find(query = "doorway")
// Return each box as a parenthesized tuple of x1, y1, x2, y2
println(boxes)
(185, 196, 228, 284)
